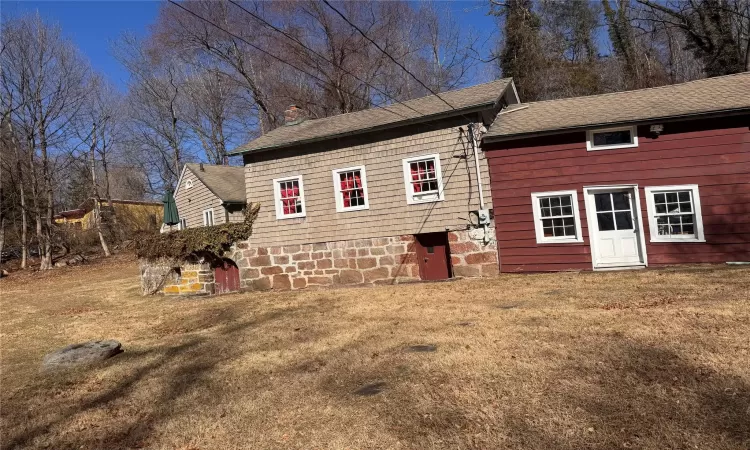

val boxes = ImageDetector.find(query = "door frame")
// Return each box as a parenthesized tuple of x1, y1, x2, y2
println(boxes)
(582, 184, 649, 270)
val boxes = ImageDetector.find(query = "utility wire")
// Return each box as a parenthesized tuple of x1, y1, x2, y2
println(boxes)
(166, 0, 410, 121)
(322, 0, 457, 110)
(227, 0, 427, 118)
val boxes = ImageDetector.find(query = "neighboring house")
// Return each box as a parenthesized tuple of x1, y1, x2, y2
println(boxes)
(225, 79, 519, 291)
(173, 163, 246, 229)
(55, 198, 162, 232)
(481, 72, 750, 272)
(53, 209, 87, 228)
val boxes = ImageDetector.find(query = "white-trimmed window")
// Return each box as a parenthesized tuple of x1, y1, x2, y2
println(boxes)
(402, 154, 444, 204)
(203, 209, 214, 226)
(178, 218, 187, 230)
(332, 166, 369, 212)
(586, 126, 638, 151)
(273, 175, 306, 219)
(530, 190, 583, 244)
(185, 179, 193, 189)
(644, 185, 705, 242)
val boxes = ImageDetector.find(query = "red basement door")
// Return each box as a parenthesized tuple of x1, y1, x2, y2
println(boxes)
(214, 259, 240, 294)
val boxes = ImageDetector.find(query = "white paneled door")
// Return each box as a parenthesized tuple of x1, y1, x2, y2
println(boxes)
(584, 186, 647, 269)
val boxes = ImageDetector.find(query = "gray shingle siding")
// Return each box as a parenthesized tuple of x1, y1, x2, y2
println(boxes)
(244, 116, 493, 247)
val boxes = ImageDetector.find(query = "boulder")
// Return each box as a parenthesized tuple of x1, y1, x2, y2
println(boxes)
(42, 340, 123, 371)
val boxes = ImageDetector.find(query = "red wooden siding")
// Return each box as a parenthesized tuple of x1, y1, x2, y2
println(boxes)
(484, 115, 750, 272)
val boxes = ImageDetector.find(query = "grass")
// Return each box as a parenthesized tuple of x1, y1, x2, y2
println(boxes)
(1, 256, 749, 449)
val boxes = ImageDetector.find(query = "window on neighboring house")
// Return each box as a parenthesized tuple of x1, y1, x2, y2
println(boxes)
(273, 176, 306, 219)
(203, 209, 214, 226)
(178, 218, 187, 230)
(644, 185, 705, 242)
(530, 190, 583, 244)
(586, 126, 638, 151)
(332, 166, 369, 212)
(185, 179, 193, 189)
(402, 154, 444, 204)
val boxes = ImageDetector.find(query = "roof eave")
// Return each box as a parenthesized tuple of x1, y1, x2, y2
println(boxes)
(231, 101, 499, 155)
(482, 107, 750, 144)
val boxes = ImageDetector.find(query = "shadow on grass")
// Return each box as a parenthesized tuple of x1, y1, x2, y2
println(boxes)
(313, 335, 750, 449)
(5, 293, 749, 449)
(2, 299, 336, 450)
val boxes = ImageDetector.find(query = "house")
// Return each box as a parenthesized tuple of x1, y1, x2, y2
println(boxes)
(55, 198, 162, 232)
(481, 72, 750, 272)
(173, 163, 246, 229)
(224, 79, 520, 291)
(53, 209, 87, 228)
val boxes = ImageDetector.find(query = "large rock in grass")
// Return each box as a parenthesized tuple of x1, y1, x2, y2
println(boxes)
(42, 340, 123, 371)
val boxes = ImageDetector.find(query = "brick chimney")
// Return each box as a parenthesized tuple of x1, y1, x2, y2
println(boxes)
(284, 105, 305, 126)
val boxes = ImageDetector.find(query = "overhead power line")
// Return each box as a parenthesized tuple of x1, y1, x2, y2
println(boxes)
(166, 0, 410, 121)
(321, 0, 457, 111)
(226, 0, 427, 118)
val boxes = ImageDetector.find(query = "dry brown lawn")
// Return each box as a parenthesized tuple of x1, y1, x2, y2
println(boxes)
(1, 257, 749, 450)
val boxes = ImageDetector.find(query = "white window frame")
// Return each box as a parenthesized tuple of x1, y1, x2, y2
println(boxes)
(530, 190, 584, 244)
(644, 184, 705, 242)
(185, 179, 193, 189)
(586, 125, 638, 151)
(273, 175, 306, 220)
(332, 165, 369, 212)
(178, 218, 187, 230)
(402, 153, 445, 205)
(202, 208, 214, 226)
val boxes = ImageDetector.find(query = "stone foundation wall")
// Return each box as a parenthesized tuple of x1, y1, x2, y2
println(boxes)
(162, 262, 215, 296)
(226, 227, 498, 292)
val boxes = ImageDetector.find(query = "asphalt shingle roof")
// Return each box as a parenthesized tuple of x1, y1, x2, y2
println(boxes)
(484, 72, 750, 141)
(232, 78, 514, 154)
(185, 163, 246, 203)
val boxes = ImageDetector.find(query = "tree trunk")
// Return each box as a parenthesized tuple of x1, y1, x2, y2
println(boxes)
(100, 149, 122, 243)
(19, 157, 27, 269)
(90, 122, 110, 257)
(26, 134, 43, 268)
(37, 122, 53, 270)
(0, 168, 4, 265)
(7, 117, 27, 268)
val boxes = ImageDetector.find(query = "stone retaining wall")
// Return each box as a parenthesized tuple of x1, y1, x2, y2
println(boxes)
(162, 262, 215, 296)
(225, 228, 498, 292)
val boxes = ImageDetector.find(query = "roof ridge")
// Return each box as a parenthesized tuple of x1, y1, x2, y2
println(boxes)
(282, 78, 512, 125)
(385, 77, 512, 107)
(185, 162, 244, 169)
(516, 72, 750, 107)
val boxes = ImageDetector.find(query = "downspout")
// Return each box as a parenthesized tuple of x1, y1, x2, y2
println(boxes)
(467, 123, 485, 210)
(467, 123, 490, 244)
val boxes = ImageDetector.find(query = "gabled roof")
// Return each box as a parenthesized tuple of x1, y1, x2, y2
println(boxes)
(484, 72, 750, 142)
(183, 163, 246, 203)
(232, 78, 517, 154)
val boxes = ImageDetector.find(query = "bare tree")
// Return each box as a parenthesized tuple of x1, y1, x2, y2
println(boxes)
(115, 33, 190, 192)
(1, 14, 90, 269)
(1, 106, 29, 268)
(151, 0, 278, 132)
